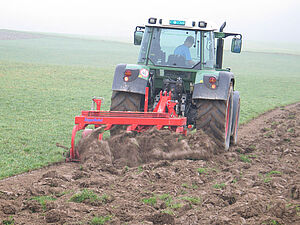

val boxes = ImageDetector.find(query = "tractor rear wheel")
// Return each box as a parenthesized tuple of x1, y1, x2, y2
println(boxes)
(110, 91, 142, 136)
(195, 85, 233, 150)
(230, 91, 240, 145)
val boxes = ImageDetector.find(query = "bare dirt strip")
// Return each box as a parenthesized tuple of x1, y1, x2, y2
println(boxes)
(0, 103, 299, 225)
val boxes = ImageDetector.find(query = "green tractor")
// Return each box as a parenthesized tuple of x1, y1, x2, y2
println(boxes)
(110, 17, 242, 150)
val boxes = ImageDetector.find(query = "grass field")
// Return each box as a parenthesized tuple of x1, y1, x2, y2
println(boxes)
(0, 31, 299, 179)
(0, 35, 139, 67)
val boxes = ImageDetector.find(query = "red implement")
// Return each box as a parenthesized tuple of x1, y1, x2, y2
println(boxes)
(67, 89, 187, 162)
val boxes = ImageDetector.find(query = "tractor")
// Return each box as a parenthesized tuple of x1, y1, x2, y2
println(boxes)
(110, 18, 242, 150)
(68, 18, 242, 161)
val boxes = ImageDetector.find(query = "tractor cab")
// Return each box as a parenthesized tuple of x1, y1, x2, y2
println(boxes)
(134, 18, 242, 71)
(136, 23, 215, 70)
(131, 18, 242, 115)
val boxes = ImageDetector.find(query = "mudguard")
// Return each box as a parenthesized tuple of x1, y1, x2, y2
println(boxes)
(112, 64, 150, 95)
(192, 71, 234, 100)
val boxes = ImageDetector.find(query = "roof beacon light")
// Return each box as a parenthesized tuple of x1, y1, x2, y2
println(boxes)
(198, 21, 207, 28)
(148, 17, 157, 24)
(169, 20, 185, 25)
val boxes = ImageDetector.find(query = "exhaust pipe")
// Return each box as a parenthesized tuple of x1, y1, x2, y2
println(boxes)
(216, 22, 226, 69)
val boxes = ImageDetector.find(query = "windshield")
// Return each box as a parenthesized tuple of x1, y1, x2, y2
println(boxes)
(138, 27, 215, 69)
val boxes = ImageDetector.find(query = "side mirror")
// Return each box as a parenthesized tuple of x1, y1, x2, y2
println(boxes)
(134, 30, 144, 45)
(231, 37, 242, 53)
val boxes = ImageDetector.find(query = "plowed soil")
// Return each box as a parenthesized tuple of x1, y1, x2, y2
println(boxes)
(1, 103, 299, 225)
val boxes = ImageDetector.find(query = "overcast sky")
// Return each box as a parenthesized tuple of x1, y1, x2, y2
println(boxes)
(1, 0, 299, 43)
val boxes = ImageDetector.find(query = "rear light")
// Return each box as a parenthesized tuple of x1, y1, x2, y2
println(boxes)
(204, 75, 218, 90)
(209, 76, 216, 83)
(124, 70, 132, 76)
(124, 70, 132, 82)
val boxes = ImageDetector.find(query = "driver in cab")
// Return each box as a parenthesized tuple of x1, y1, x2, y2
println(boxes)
(174, 36, 194, 66)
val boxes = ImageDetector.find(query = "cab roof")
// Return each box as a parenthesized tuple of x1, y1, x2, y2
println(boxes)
(145, 17, 217, 31)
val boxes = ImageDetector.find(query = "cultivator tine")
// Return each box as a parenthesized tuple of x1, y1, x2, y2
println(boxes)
(156, 125, 163, 130)
(127, 124, 138, 132)
(70, 125, 79, 160)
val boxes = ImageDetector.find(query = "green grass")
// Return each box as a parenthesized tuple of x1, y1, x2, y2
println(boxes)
(181, 182, 198, 189)
(159, 193, 173, 207)
(260, 171, 282, 183)
(137, 166, 143, 173)
(267, 171, 281, 175)
(181, 183, 189, 188)
(265, 171, 281, 183)
(0, 35, 139, 67)
(197, 167, 208, 174)
(181, 196, 201, 205)
(262, 219, 281, 225)
(161, 209, 175, 215)
(2, 216, 15, 225)
(30, 195, 56, 210)
(90, 215, 112, 225)
(142, 196, 157, 206)
(69, 189, 100, 203)
(213, 183, 226, 189)
(223, 51, 300, 123)
(100, 194, 111, 204)
(142, 193, 188, 210)
(170, 203, 183, 209)
(240, 154, 252, 163)
(0, 62, 114, 178)
(0, 32, 299, 179)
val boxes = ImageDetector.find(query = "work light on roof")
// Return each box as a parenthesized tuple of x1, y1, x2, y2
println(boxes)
(169, 20, 185, 25)
(148, 17, 157, 24)
(198, 21, 207, 28)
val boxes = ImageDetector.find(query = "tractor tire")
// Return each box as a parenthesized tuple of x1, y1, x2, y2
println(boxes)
(110, 91, 142, 136)
(195, 85, 233, 150)
(230, 91, 240, 145)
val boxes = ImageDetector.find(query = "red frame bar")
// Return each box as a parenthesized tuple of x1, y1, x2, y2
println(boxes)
(75, 113, 186, 126)
(144, 87, 149, 112)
